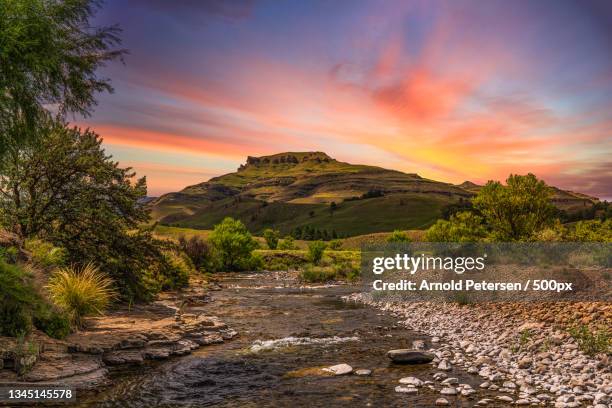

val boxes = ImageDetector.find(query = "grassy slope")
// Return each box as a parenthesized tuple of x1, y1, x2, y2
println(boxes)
(157, 192, 455, 236)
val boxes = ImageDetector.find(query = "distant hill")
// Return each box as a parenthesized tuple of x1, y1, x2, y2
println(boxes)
(150, 152, 598, 236)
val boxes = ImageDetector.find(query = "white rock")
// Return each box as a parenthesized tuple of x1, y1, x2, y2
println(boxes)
(395, 385, 418, 394)
(435, 398, 449, 405)
(354, 369, 371, 376)
(440, 387, 457, 395)
(438, 360, 452, 371)
(322, 363, 352, 375)
(399, 376, 423, 387)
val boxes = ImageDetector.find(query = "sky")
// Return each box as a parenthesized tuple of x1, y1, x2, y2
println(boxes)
(77, 0, 612, 199)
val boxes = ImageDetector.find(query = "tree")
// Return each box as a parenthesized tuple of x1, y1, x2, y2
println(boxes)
(0, 120, 167, 300)
(307, 241, 326, 265)
(473, 174, 555, 241)
(0, 0, 125, 156)
(209, 217, 258, 271)
(425, 212, 488, 242)
(263, 228, 280, 249)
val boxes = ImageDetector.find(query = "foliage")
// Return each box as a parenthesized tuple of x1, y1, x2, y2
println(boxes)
(255, 249, 309, 271)
(263, 228, 280, 249)
(530, 220, 566, 242)
(568, 325, 610, 356)
(0, 260, 69, 338)
(300, 265, 337, 283)
(178, 235, 212, 271)
(327, 239, 343, 250)
(386, 230, 411, 243)
(46, 263, 116, 329)
(307, 241, 327, 265)
(473, 174, 555, 241)
(0, 121, 170, 300)
(33, 308, 71, 339)
(209, 217, 258, 271)
(0, 245, 19, 263)
(277, 236, 297, 250)
(0, 0, 125, 156)
(24, 238, 67, 268)
(425, 211, 488, 242)
(566, 219, 612, 242)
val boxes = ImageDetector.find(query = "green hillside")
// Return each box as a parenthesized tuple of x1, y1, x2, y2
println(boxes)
(151, 152, 598, 236)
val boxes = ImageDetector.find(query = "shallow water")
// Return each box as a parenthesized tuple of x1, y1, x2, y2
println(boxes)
(75, 272, 506, 407)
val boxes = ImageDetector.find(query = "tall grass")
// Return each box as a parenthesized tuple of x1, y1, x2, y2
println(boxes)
(47, 263, 116, 329)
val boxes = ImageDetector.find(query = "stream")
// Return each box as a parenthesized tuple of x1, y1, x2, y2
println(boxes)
(75, 272, 506, 407)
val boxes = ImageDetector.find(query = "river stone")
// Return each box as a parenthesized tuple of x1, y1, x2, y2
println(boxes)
(438, 360, 452, 371)
(355, 369, 372, 376)
(435, 398, 449, 405)
(322, 363, 352, 375)
(387, 349, 434, 364)
(497, 396, 513, 403)
(399, 376, 423, 387)
(440, 387, 457, 395)
(395, 385, 418, 394)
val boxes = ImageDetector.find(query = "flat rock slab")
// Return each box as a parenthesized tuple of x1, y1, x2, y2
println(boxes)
(387, 349, 435, 364)
(23, 354, 102, 382)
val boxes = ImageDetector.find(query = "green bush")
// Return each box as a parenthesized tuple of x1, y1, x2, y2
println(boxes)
(178, 235, 212, 271)
(161, 251, 193, 289)
(33, 308, 71, 339)
(263, 228, 280, 250)
(278, 236, 297, 250)
(328, 239, 343, 250)
(256, 249, 309, 271)
(308, 241, 326, 265)
(24, 239, 67, 268)
(0, 246, 19, 263)
(209, 217, 259, 271)
(300, 265, 336, 283)
(387, 230, 411, 243)
(566, 220, 612, 242)
(47, 263, 116, 329)
(568, 325, 610, 356)
(425, 212, 488, 242)
(0, 260, 69, 338)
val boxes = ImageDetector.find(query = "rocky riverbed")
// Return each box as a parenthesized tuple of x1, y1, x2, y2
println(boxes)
(346, 293, 611, 407)
(0, 280, 237, 390)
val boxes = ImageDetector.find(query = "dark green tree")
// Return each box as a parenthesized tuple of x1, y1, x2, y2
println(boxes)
(0, 120, 165, 300)
(0, 0, 125, 155)
(209, 217, 258, 271)
(263, 228, 280, 249)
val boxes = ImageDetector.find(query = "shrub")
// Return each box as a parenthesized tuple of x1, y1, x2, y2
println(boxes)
(278, 236, 297, 250)
(24, 239, 67, 268)
(209, 217, 258, 271)
(263, 228, 280, 250)
(568, 325, 610, 356)
(308, 241, 326, 265)
(426, 212, 488, 242)
(160, 251, 193, 289)
(387, 230, 411, 243)
(178, 235, 212, 271)
(0, 261, 37, 336)
(300, 265, 336, 283)
(566, 219, 612, 242)
(328, 239, 343, 250)
(33, 308, 71, 339)
(0, 246, 19, 263)
(0, 260, 69, 338)
(47, 263, 116, 329)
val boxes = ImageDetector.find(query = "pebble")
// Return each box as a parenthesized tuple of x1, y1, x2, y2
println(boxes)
(354, 369, 372, 376)
(398, 376, 423, 387)
(435, 398, 449, 406)
(395, 385, 418, 394)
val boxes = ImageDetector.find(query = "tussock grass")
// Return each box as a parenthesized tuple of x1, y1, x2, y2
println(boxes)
(47, 263, 116, 329)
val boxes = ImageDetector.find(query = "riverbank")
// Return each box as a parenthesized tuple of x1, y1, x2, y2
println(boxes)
(0, 279, 237, 389)
(346, 293, 611, 407)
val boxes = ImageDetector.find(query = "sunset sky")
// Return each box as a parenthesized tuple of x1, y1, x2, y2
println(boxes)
(78, 0, 612, 199)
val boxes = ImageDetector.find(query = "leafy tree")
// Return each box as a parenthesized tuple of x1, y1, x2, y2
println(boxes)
(473, 174, 555, 241)
(308, 241, 326, 265)
(0, 120, 168, 300)
(209, 217, 258, 271)
(426, 211, 488, 242)
(263, 228, 280, 249)
(0, 0, 125, 156)
(178, 235, 212, 271)
(387, 230, 411, 243)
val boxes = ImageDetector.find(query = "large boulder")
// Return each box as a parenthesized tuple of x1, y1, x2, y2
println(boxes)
(387, 349, 435, 364)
